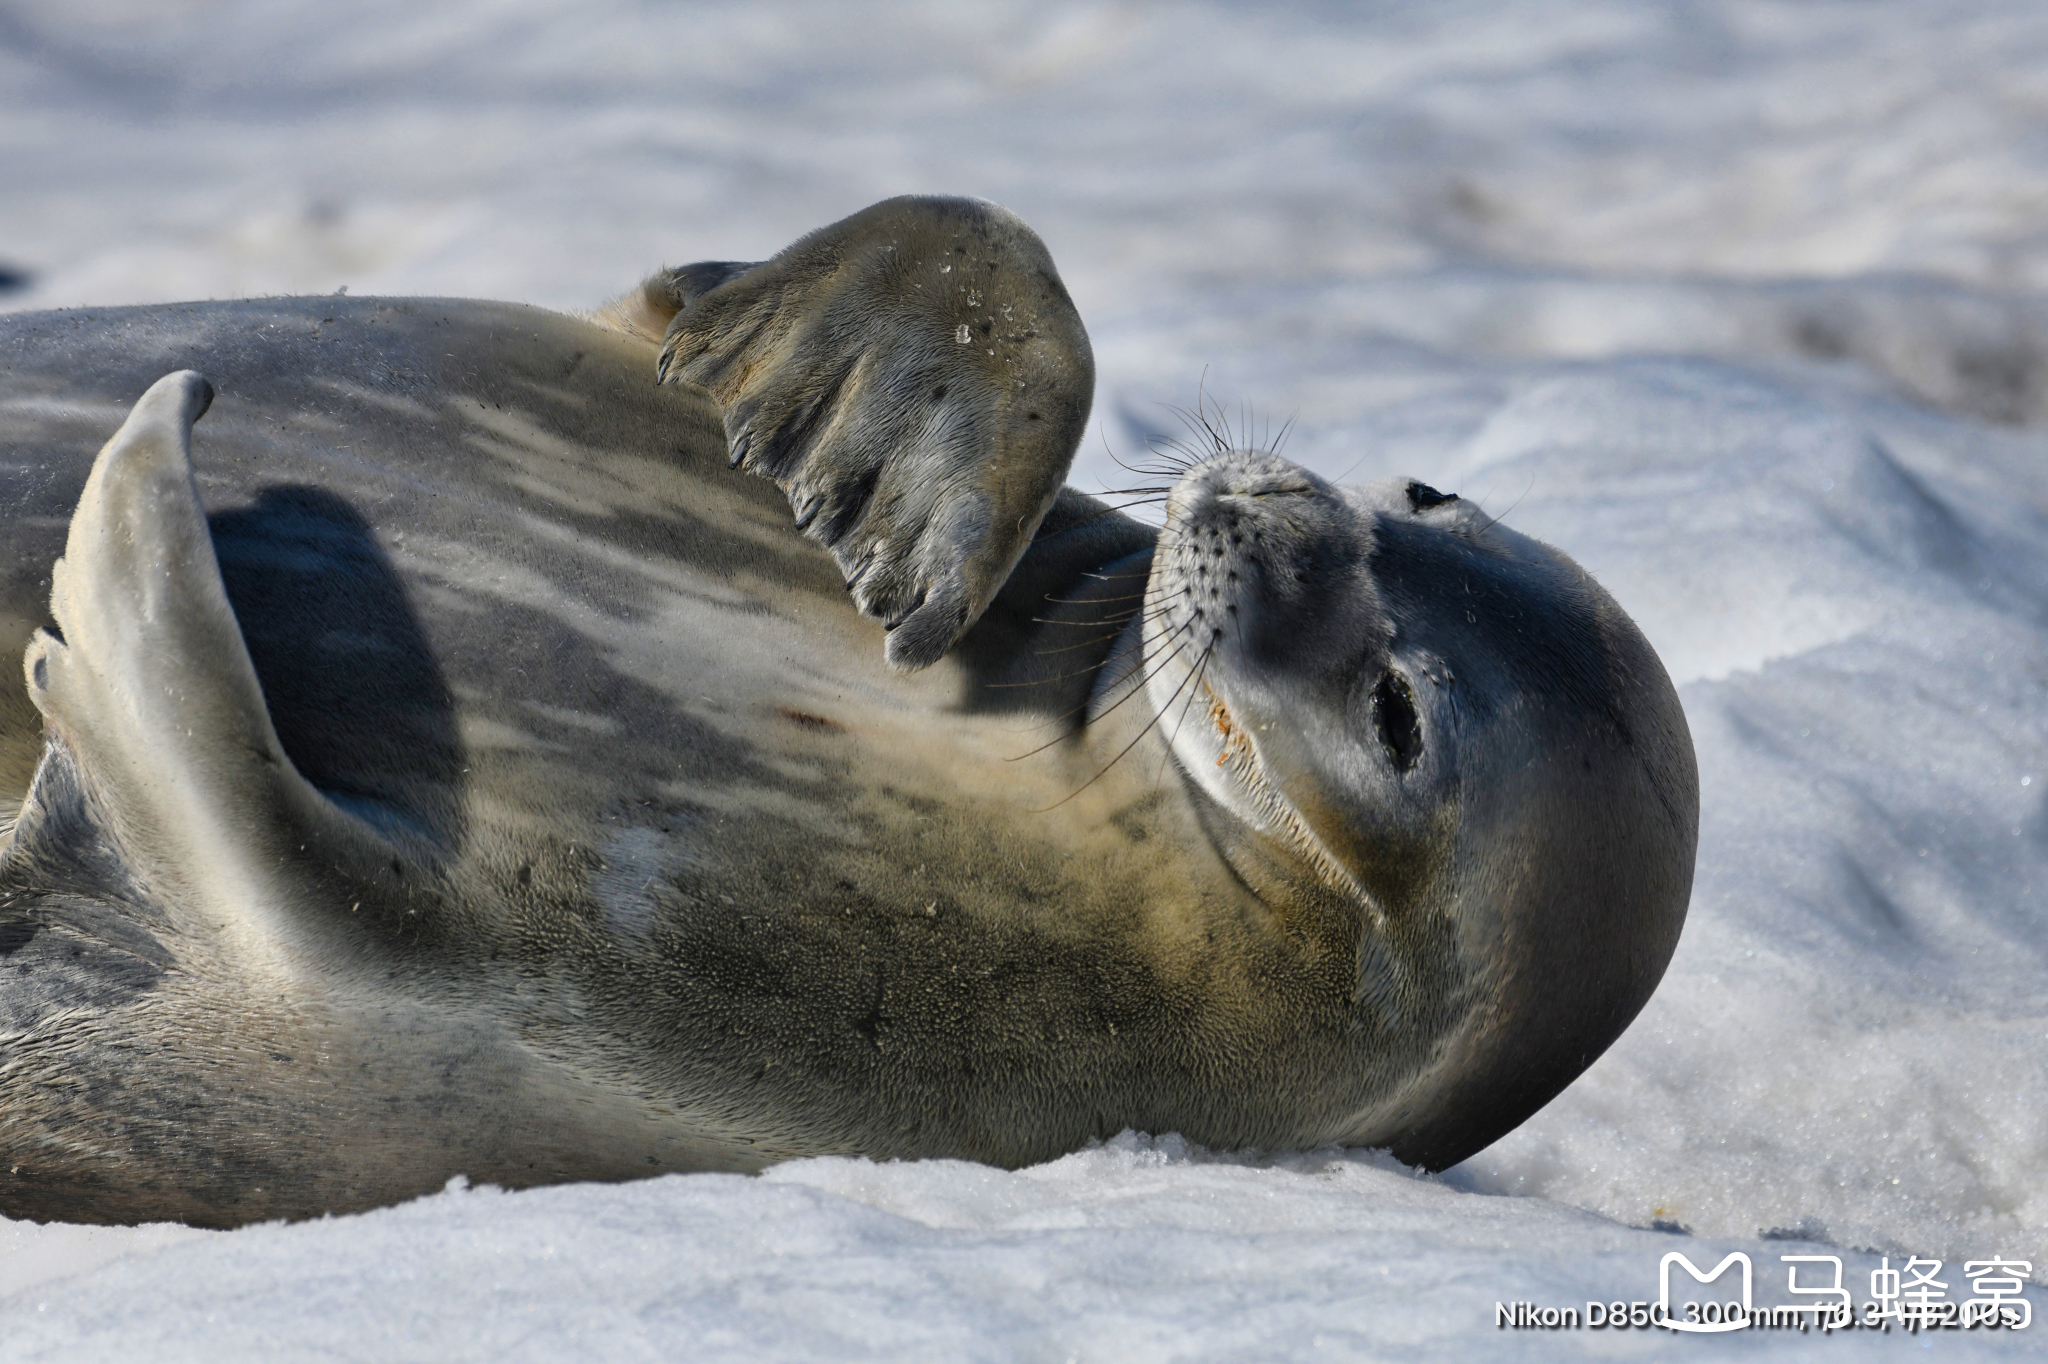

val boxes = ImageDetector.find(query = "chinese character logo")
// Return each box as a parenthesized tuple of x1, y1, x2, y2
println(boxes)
(1964, 1259, 2032, 1329)
(1782, 1255, 1852, 1326)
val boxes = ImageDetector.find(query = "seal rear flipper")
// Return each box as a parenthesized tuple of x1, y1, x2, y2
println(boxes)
(21, 371, 414, 965)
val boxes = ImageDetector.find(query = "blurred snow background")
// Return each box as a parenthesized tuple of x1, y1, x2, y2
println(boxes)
(4, 0, 2048, 1358)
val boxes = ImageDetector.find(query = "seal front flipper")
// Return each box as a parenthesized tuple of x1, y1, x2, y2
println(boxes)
(653, 195, 1095, 670)
(22, 371, 415, 966)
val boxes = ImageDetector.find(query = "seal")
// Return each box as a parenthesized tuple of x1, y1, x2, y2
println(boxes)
(0, 196, 1698, 1228)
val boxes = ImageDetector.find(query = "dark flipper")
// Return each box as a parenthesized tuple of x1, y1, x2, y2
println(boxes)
(652, 196, 1095, 670)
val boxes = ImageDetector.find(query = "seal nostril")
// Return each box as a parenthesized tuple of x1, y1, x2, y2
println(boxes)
(1370, 672, 1422, 772)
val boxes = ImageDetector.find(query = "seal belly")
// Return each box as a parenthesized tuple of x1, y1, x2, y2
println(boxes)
(0, 301, 1331, 1220)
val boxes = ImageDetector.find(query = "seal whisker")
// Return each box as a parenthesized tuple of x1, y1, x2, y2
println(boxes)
(1039, 497, 1169, 539)
(1037, 590, 1152, 606)
(1329, 449, 1372, 484)
(1106, 454, 1181, 482)
(1152, 640, 1219, 791)
(1473, 473, 1537, 538)
(1106, 436, 1194, 480)
(1139, 437, 1200, 473)
(1270, 413, 1298, 456)
(1026, 599, 1158, 624)
(1030, 631, 1135, 656)
(980, 657, 1131, 688)
(1031, 591, 1185, 628)
(1032, 636, 1214, 813)
(1086, 496, 1172, 515)
(1078, 618, 1198, 717)
(1042, 599, 1185, 633)
(1003, 617, 1197, 759)
(1025, 611, 1176, 648)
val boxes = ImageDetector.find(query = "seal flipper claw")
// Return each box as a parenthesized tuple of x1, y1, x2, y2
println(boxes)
(23, 370, 410, 961)
(656, 195, 1095, 670)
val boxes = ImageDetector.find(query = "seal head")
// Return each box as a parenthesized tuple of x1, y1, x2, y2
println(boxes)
(1138, 451, 1697, 1167)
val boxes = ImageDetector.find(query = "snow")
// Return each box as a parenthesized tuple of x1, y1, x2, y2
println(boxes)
(0, 1139, 2017, 1363)
(4, 1, 2048, 1357)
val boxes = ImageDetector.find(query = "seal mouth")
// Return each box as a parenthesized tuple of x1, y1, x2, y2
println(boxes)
(1139, 448, 1377, 893)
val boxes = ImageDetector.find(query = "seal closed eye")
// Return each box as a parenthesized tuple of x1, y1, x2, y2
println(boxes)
(0, 196, 1697, 1226)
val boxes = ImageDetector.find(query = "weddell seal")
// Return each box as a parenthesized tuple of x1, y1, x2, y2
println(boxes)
(0, 197, 1697, 1227)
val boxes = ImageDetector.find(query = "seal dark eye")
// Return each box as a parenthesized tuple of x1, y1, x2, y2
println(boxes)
(1405, 481, 1459, 513)
(1369, 671, 1423, 772)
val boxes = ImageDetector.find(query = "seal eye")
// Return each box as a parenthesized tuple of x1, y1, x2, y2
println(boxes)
(1369, 671, 1423, 772)
(1405, 481, 1459, 513)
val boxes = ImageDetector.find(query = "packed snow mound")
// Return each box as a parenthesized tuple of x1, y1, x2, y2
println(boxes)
(4, 1137, 2036, 1362)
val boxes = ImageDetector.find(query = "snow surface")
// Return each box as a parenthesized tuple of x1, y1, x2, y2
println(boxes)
(4, 1, 2048, 1358)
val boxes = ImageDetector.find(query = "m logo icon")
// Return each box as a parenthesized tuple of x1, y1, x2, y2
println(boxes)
(1658, 1251, 1752, 1333)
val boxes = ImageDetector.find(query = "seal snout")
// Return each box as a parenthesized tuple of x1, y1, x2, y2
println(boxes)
(1134, 449, 1389, 869)
(1161, 450, 1323, 526)
(1151, 449, 1366, 679)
